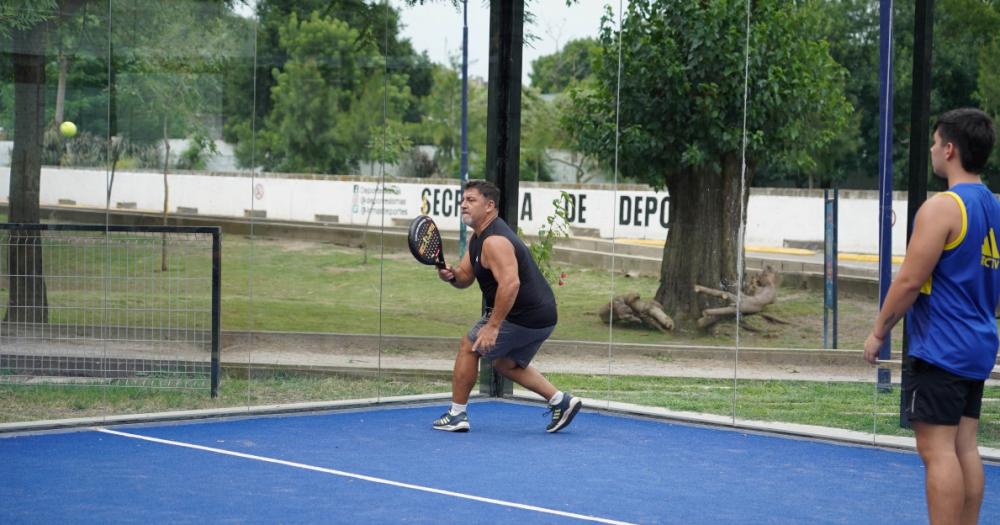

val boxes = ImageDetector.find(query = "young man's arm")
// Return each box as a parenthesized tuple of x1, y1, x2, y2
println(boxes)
(863, 194, 961, 364)
(470, 235, 520, 355)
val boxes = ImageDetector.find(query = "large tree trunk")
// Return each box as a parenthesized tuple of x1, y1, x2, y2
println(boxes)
(5, 25, 50, 324)
(655, 154, 750, 323)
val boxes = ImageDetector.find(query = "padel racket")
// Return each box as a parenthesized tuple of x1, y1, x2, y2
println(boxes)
(408, 216, 452, 280)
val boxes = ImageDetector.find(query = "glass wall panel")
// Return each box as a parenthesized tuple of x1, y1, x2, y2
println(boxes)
(730, 0, 886, 437)
(548, 1, 742, 419)
(370, 0, 460, 400)
(893, 0, 1000, 449)
(241, 1, 395, 405)
(213, 3, 257, 410)
(1, 1, 116, 424)
(101, 0, 255, 416)
(943, 0, 1000, 451)
(4, 0, 995, 452)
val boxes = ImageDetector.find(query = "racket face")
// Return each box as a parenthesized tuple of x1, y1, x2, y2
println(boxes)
(408, 215, 445, 267)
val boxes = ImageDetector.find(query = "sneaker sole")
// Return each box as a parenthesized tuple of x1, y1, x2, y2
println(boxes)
(547, 398, 582, 433)
(433, 421, 470, 432)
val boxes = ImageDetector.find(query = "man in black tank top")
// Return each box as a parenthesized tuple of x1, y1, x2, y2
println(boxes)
(430, 180, 581, 433)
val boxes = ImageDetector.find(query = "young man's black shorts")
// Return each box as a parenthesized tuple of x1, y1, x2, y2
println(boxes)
(903, 356, 985, 425)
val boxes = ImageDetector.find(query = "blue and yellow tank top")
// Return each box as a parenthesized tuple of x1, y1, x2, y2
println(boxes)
(907, 183, 1000, 380)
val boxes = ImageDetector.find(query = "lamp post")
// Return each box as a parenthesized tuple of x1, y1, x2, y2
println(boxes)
(458, 0, 469, 257)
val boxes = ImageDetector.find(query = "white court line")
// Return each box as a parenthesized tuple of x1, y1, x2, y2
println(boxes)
(93, 427, 635, 525)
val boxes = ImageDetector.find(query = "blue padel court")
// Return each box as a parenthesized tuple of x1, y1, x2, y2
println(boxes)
(3, 400, 1000, 524)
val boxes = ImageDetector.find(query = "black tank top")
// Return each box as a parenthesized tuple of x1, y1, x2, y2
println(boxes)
(468, 217, 557, 328)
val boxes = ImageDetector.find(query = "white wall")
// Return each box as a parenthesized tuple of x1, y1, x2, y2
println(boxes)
(744, 190, 910, 254)
(1, 167, 918, 255)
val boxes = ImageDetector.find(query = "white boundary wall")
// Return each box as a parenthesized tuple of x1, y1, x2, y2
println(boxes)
(1, 167, 917, 255)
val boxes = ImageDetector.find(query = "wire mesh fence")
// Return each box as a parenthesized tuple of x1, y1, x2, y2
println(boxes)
(0, 224, 220, 395)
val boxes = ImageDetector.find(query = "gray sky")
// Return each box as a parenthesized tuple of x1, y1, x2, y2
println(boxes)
(394, 1, 624, 85)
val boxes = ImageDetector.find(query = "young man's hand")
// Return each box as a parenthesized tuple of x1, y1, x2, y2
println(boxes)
(863, 332, 884, 365)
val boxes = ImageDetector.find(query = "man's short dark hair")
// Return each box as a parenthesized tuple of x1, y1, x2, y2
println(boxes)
(934, 108, 996, 174)
(464, 179, 501, 207)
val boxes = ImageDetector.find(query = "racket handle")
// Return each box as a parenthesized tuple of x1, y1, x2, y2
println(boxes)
(436, 250, 455, 282)
(436, 262, 456, 283)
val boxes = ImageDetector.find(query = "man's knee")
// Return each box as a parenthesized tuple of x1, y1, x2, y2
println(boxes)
(492, 357, 519, 374)
(915, 422, 961, 456)
(457, 336, 476, 357)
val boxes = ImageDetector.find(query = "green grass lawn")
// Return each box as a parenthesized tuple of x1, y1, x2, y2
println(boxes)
(214, 235, 887, 349)
(552, 373, 1000, 444)
(0, 372, 452, 423)
(14, 231, 887, 348)
(6, 372, 1000, 448)
(8, 232, 1000, 447)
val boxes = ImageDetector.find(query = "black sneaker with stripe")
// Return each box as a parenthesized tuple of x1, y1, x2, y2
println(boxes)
(546, 394, 582, 433)
(432, 411, 470, 432)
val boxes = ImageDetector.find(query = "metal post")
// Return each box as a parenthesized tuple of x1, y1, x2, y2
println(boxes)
(211, 230, 221, 398)
(875, 0, 895, 393)
(823, 189, 839, 349)
(458, 0, 469, 258)
(479, 0, 524, 397)
(899, 0, 935, 426)
(485, 0, 524, 230)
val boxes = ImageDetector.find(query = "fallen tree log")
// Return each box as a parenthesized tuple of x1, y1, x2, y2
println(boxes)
(695, 267, 785, 329)
(599, 293, 674, 332)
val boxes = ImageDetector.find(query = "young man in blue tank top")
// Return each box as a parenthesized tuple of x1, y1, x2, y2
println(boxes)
(431, 180, 582, 433)
(864, 108, 997, 525)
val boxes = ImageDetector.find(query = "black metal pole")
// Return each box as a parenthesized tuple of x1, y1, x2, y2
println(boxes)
(211, 230, 221, 398)
(479, 0, 524, 397)
(832, 189, 838, 348)
(823, 189, 839, 349)
(485, 0, 524, 230)
(459, 0, 469, 258)
(900, 0, 934, 427)
(908, 1, 933, 237)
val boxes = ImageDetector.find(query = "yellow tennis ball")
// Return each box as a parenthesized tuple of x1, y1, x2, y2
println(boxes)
(59, 121, 77, 138)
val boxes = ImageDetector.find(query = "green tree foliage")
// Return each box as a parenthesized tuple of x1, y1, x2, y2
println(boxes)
(0, 0, 59, 36)
(519, 88, 556, 182)
(0, 1, 106, 142)
(113, 1, 234, 143)
(976, 37, 1000, 111)
(223, 0, 431, 163)
(797, 0, 1000, 190)
(413, 63, 462, 176)
(413, 61, 488, 179)
(529, 37, 598, 94)
(247, 12, 410, 174)
(522, 192, 571, 284)
(566, 0, 852, 320)
(937, 0, 1000, 186)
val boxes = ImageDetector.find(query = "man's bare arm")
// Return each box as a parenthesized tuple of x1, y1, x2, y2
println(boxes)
(439, 249, 476, 288)
(481, 236, 519, 326)
(863, 194, 960, 363)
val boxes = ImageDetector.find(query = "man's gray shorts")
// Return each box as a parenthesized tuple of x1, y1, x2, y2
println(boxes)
(467, 314, 555, 368)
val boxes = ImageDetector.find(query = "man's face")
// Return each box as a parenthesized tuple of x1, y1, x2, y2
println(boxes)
(461, 188, 494, 226)
(930, 130, 949, 179)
